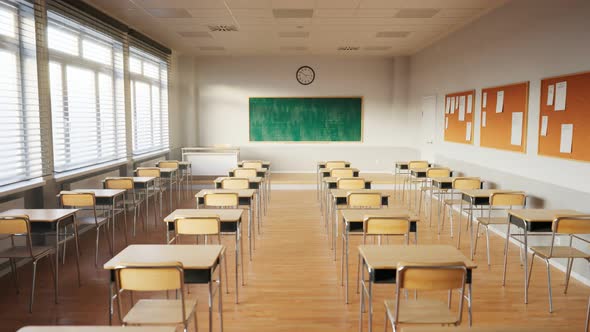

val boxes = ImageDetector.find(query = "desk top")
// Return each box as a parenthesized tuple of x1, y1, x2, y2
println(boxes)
(104, 244, 224, 270)
(70, 189, 125, 198)
(509, 209, 584, 222)
(430, 176, 458, 183)
(101, 177, 156, 184)
(341, 208, 419, 222)
(319, 167, 360, 173)
(196, 189, 256, 198)
(238, 160, 270, 165)
(318, 161, 351, 166)
(401, 327, 556, 332)
(159, 167, 177, 173)
(230, 167, 267, 172)
(358, 245, 477, 270)
(163, 209, 243, 223)
(0, 209, 79, 223)
(460, 189, 506, 198)
(18, 327, 175, 332)
(214, 177, 262, 184)
(330, 189, 389, 198)
(323, 177, 366, 183)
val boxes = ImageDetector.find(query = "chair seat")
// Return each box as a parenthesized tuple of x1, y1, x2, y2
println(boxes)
(530, 246, 590, 259)
(0, 245, 53, 259)
(123, 299, 197, 325)
(77, 216, 108, 226)
(444, 199, 463, 206)
(385, 299, 458, 324)
(476, 217, 508, 225)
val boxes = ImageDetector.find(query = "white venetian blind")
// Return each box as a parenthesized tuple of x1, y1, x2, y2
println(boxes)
(129, 46, 169, 156)
(0, 0, 43, 187)
(47, 8, 126, 173)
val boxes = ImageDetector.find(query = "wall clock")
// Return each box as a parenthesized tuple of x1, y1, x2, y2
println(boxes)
(296, 65, 315, 85)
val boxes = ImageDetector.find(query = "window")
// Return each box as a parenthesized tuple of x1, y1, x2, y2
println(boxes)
(129, 47, 169, 156)
(47, 10, 126, 173)
(0, 0, 43, 187)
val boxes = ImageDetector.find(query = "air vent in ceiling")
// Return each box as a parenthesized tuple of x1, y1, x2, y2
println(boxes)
(279, 31, 310, 38)
(337, 46, 360, 51)
(178, 31, 212, 38)
(199, 46, 225, 51)
(280, 46, 308, 51)
(208, 25, 238, 32)
(376, 31, 410, 38)
(364, 46, 392, 51)
(273, 9, 314, 19)
(394, 8, 439, 19)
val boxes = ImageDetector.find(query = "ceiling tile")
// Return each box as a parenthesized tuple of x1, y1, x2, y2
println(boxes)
(225, 0, 272, 9)
(315, 9, 356, 17)
(146, 8, 192, 18)
(185, 9, 232, 17)
(271, 0, 316, 9)
(436, 8, 484, 18)
(139, 0, 226, 9)
(317, 0, 360, 8)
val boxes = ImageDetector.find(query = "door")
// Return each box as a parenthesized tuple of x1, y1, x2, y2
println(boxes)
(420, 95, 437, 160)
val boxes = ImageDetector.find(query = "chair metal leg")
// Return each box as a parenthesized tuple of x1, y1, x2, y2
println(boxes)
(545, 259, 553, 313)
(29, 259, 38, 313)
(48, 254, 57, 304)
(9, 258, 19, 293)
(564, 258, 573, 294)
(485, 226, 491, 266)
(95, 227, 100, 267)
(527, 253, 536, 291)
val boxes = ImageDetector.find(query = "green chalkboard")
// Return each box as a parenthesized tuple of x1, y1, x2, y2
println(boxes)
(249, 97, 363, 142)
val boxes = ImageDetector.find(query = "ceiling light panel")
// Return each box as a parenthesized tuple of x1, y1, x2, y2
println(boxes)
(280, 46, 308, 51)
(278, 31, 310, 38)
(142, 0, 226, 9)
(146, 8, 192, 18)
(376, 31, 410, 38)
(272, 9, 314, 19)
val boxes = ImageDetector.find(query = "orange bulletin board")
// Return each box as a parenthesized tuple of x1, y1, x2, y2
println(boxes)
(444, 90, 475, 144)
(539, 71, 590, 162)
(480, 82, 529, 153)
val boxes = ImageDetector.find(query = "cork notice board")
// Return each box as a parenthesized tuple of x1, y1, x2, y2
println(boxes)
(480, 82, 529, 153)
(444, 90, 475, 144)
(538, 71, 590, 162)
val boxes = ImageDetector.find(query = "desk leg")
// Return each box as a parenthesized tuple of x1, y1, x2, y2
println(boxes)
(469, 199, 474, 259)
(240, 221, 245, 287)
(468, 282, 473, 326)
(359, 260, 365, 332)
(249, 204, 253, 261)
(502, 223, 511, 286)
(108, 280, 113, 325)
(523, 227, 529, 304)
(368, 275, 373, 332)
(219, 263, 224, 332)
(235, 229, 239, 303)
(257, 190, 262, 236)
(208, 280, 213, 332)
(145, 187, 149, 231)
(345, 229, 349, 304)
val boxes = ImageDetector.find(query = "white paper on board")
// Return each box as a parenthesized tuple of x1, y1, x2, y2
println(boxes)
(547, 85, 555, 106)
(559, 124, 573, 153)
(482, 112, 487, 127)
(483, 92, 487, 108)
(467, 94, 473, 114)
(555, 81, 567, 111)
(445, 117, 448, 129)
(458, 96, 466, 121)
(450, 97, 455, 114)
(455, 96, 459, 109)
(446, 97, 450, 114)
(541, 116, 548, 136)
(466, 122, 472, 141)
(510, 112, 523, 146)
(496, 91, 504, 113)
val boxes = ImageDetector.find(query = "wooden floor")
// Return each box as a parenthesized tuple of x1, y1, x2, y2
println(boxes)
(0, 188, 588, 331)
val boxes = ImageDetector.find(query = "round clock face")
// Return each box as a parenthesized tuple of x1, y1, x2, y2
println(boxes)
(296, 66, 315, 85)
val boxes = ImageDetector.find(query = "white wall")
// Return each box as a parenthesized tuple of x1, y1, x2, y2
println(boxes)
(193, 56, 418, 172)
(408, 0, 590, 282)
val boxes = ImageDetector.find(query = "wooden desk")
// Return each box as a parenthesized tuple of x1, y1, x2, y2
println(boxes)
(104, 244, 224, 332)
(320, 167, 360, 178)
(393, 162, 431, 200)
(358, 245, 477, 332)
(196, 189, 257, 260)
(237, 161, 272, 201)
(238, 160, 270, 168)
(340, 208, 419, 304)
(319, 167, 359, 216)
(317, 161, 351, 201)
(0, 209, 79, 303)
(504, 209, 583, 305)
(163, 208, 244, 303)
(228, 168, 269, 214)
(321, 174, 363, 222)
(214, 177, 263, 235)
(159, 167, 178, 210)
(18, 327, 175, 332)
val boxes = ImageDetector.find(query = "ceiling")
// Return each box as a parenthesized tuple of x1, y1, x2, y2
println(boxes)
(83, 0, 510, 57)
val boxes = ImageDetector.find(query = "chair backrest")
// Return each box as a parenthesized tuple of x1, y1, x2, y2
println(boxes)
(104, 177, 134, 190)
(408, 160, 429, 170)
(0, 216, 34, 257)
(347, 192, 382, 208)
(221, 178, 250, 189)
(331, 168, 354, 178)
(452, 177, 481, 190)
(175, 216, 221, 236)
(426, 167, 451, 178)
(242, 161, 263, 169)
(489, 191, 526, 207)
(158, 160, 179, 169)
(325, 161, 347, 169)
(337, 178, 366, 190)
(394, 261, 467, 326)
(363, 216, 410, 237)
(136, 167, 161, 178)
(203, 192, 239, 208)
(233, 168, 257, 178)
(60, 191, 96, 208)
(553, 215, 590, 235)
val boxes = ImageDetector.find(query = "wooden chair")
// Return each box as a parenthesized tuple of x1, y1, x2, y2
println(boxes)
(384, 262, 468, 332)
(441, 177, 481, 237)
(347, 192, 382, 209)
(221, 178, 250, 190)
(402, 161, 429, 206)
(60, 191, 112, 266)
(114, 262, 197, 332)
(331, 168, 354, 178)
(136, 167, 163, 220)
(337, 178, 366, 190)
(325, 161, 347, 169)
(242, 161, 263, 169)
(474, 191, 526, 265)
(0, 216, 56, 312)
(527, 215, 590, 312)
(233, 168, 257, 178)
(104, 177, 138, 238)
(418, 168, 452, 221)
(157, 160, 181, 202)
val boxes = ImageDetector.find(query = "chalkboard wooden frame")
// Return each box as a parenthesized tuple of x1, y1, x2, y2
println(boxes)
(248, 96, 364, 142)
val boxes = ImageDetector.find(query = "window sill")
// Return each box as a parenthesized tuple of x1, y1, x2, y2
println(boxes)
(54, 159, 128, 183)
(132, 149, 170, 163)
(0, 178, 46, 198)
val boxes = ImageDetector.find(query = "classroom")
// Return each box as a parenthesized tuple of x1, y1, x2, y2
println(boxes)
(0, 0, 589, 331)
